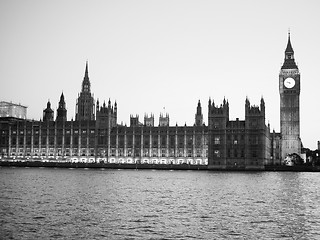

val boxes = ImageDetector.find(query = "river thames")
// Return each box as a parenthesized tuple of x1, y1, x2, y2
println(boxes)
(0, 167, 320, 239)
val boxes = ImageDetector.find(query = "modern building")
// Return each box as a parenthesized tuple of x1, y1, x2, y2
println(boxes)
(0, 101, 27, 119)
(0, 34, 305, 168)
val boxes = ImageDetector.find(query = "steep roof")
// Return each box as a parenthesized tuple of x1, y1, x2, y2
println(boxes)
(281, 33, 298, 70)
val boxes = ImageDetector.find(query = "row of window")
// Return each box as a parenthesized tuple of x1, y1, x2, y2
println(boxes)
(8, 128, 205, 135)
(9, 129, 96, 135)
(9, 135, 208, 148)
(8, 147, 207, 158)
(109, 148, 207, 157)
(212, 149, 258, 158)
(213, 135, 260, 145)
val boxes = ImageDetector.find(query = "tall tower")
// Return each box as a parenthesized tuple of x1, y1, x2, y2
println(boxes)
(207, 98, 229, 169)
(245, 97, 268, 167)
(75, 61, 95, 121)
(279, 32, 301, 159)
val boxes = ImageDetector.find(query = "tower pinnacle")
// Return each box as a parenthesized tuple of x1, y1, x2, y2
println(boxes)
(85, 61, 89, 79)
(285, 31, 294, 54)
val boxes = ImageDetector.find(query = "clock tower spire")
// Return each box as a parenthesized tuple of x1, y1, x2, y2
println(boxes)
(282, 32, 298, 70)
(279, 32, 301, 160)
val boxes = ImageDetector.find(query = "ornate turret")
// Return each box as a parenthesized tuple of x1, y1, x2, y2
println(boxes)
(159, 113, 169, 127)
(195, 100, 203, 126)
(245, 97, 265, 127)
(208, 98, 229, 119)
(130, 114, 141, 127)
(56, 92, 67, 122)
(96, 99, 100, 113)
(144, 113, 154, 126)
(43, 100, 54, 121)
(260, 97, 265, 114)
(114, 101, 117, 119)
(208, 97, 229, 131)
(96, 99, 117, 128)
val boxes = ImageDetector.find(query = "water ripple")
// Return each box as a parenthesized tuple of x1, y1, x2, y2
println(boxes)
(1, 169, 320, 239)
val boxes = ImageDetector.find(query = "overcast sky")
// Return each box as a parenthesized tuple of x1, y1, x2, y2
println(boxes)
(1, 0, 319, 149)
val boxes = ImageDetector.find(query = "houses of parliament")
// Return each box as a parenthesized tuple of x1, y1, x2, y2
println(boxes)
(0, 34, 302, 169)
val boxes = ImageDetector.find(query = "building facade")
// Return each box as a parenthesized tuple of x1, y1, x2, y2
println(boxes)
(0, 35, 304, 167)
(0, 62, 208, 165)
(207, 98, 271, 169)
(0, 100, 208, 165)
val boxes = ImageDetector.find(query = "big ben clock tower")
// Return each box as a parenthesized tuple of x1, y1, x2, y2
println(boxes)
(279, 32, 301, 160)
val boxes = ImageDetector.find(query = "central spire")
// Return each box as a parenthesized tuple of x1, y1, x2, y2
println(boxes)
(84, 61, 89, 79)
(76, 61, 95, 121)
(82, 61, 91, 92)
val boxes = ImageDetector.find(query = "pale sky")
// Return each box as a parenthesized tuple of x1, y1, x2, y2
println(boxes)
(1, 0, 319, 149)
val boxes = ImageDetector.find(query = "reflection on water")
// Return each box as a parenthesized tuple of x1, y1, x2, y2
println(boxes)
(1, 168, 320, 239)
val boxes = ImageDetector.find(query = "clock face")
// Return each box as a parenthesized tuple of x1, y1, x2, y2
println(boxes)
(284, 77, 295, 88)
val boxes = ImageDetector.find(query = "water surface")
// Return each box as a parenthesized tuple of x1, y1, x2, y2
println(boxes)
(1, 167, 320, 239)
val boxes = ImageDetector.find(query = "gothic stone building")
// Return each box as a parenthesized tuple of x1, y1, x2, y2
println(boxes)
(0, 34, 302, 169)
(0, 62, 209, 165)
(0, 64, 269, 169)
(208, 98, 271, 169)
